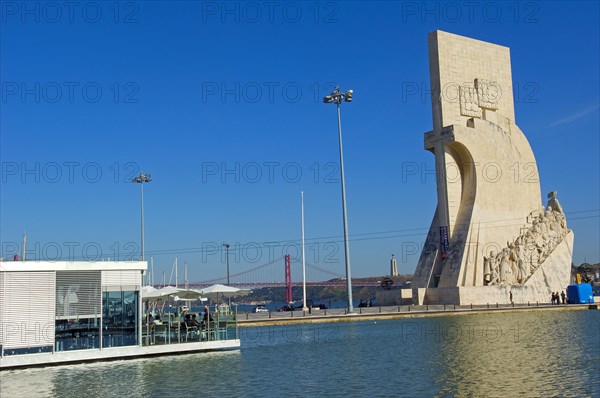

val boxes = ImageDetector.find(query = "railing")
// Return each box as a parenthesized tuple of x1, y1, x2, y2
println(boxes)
(238, 301, 587, 321)
(142, 307, 238, 346)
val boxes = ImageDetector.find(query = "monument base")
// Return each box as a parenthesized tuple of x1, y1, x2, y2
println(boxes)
(376, 289, 413, 306)
(412, 231, 574, 305)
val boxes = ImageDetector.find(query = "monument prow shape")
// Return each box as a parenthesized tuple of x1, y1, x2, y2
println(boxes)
(411, 31, 574, 305)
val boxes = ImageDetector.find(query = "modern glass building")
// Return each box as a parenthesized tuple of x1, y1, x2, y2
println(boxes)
(0, 261, 239, 369)
(0, 261, 145, 356)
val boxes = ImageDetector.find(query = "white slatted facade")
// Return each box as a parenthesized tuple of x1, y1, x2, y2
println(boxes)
(56, 271, 101, 320)
(102, 270, 141, 292)
(0, 272, 4, 344)
(0, 272, 3, 346)
(0, 271, 55, 349)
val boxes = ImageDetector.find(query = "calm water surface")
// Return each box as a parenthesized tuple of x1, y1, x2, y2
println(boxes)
(1, 310, 598, 397)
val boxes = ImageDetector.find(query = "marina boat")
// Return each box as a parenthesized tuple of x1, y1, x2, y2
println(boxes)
(0, 260, 240, 370)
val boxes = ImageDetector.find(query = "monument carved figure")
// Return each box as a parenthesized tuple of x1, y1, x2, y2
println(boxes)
(547, 191, 564, 215)
(485, 200, 570, 286)
(410, 31, 574, 305)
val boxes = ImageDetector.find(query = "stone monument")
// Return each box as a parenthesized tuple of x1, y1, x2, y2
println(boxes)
(391, 254, 398, 276)
(411, 31, 574, 305)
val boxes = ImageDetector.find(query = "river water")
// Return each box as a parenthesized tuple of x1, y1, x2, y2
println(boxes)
(1, 310, 598, 397)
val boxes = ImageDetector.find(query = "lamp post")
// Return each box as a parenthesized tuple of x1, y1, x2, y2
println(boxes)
(223, 243, 231, 306)
(323, 86, 354, 313)
(301, 191, 308, 311)
(132, 172, 151, 261)
(223, 243, 230, 285)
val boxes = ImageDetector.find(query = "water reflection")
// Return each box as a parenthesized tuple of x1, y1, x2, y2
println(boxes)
(1, 311, 598, 397)
(431, 311, 599, 397)
(1, 351, 242, 398)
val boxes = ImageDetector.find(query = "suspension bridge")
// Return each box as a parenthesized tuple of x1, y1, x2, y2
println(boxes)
(152, 255, 384, 290)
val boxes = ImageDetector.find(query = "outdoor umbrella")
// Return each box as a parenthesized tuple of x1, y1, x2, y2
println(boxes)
(142, 286, 204, 317)
(198, 284, 251, 300)
(142, 286, 198, 301)
(141, 285, 158, 297)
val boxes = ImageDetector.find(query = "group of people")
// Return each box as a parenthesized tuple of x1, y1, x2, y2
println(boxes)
(147, 305, 215, 329)
(551, 291, 567, 305)
(182, 314, 201, 328)
(358, 298, 373, 307)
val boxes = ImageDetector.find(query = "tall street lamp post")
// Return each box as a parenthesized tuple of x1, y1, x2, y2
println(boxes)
(132, 172, 151, 261)
(223, 243, 230, 285)
(223, 243, 231, 305)
(323, 86, 354, 313)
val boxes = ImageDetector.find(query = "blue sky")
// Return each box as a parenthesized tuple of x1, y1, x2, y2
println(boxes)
(1, 1, 599, 283)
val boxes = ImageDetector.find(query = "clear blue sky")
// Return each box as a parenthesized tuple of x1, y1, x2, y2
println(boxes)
(1, 1, 599, 282)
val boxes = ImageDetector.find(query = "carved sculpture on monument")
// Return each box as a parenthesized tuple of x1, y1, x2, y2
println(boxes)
(485, 196, 569, 286)
(410, 31, 574, 305)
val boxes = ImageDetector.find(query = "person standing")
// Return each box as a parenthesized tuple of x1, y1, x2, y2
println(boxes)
(509, 291, 513, 304)
(561, 291, 566, 304)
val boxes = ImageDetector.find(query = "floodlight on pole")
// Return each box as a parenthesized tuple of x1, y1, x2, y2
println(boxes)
(322, 86, 354, 313)
(301, 191, 308, 311)
(223, 243, 230, 285)
(132, 172, 151, 261)
(223, 243, 231, 305)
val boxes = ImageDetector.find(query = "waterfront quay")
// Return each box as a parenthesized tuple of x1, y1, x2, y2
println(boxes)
(237, 303, 596, 327)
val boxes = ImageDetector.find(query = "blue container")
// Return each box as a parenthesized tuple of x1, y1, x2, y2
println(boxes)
(566, 284, 594, 304)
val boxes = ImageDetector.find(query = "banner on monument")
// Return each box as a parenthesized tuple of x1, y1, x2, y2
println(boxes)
(440, 226, 449, 259)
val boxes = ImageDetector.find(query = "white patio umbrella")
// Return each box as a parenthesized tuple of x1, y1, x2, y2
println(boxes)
(143, 286, 185, 301)
(142, 286, 204, 316)
(199, 284, 250, 300)
(141, 285, 158, 297)
(172, 288, 205, 301)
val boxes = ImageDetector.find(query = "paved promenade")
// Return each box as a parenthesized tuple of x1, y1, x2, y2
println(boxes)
(237, 303, 596, 327)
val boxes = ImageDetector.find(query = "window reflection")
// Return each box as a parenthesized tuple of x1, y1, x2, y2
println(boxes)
(102, 291, 139, 347)
(55, 318, 100, 351)
(54, 271, 101, 352)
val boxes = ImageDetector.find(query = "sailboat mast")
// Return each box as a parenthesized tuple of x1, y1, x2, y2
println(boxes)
(151, 256, 154, 286)
(185, 262, 188, 289)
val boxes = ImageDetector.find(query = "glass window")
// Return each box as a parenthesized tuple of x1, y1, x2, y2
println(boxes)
(55, 318, 100, 352)
(102, 291, 139, 347)
(2, 346, 53, 356)
(55, 271, 101, 352)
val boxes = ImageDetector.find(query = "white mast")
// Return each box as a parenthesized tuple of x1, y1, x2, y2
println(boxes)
(22, 233, 27, 261)
(184, 262, 188, 289)
(175, 257, 178, 288)
(301, 191, 308, 311)
(151, 256, 154, 286)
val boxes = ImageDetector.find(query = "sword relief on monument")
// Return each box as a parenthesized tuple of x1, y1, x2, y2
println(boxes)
(459, 85, 482, 118)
